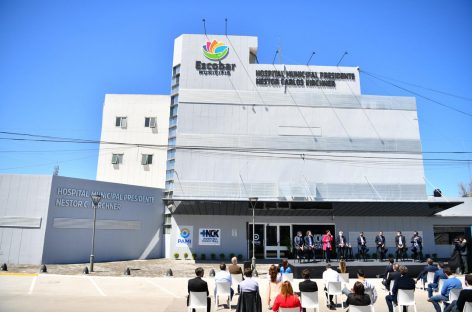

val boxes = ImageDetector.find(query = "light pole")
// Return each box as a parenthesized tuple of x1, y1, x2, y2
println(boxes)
(90, 193, 102, 272)
(249, 197, 258, 275)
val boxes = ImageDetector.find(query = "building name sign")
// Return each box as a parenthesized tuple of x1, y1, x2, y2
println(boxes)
(195, 61, 236, 76)
(255, 70, 355, 88)
(54, 187, 155, 211)
(199, 228, 221, 246)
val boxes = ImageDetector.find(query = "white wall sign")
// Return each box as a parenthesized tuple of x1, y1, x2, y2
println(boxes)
(198, 228, 221, 246)
(177, 226, 193, 247)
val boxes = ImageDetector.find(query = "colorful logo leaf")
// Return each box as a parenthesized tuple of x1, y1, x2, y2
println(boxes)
(202, 40, 229, 60)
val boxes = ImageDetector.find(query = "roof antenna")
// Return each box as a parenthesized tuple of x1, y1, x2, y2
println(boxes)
(272, 49, 279, 65)
(225, 18, 228, 36)
(202, 19, 208, 38)
(336, 51, 348, 67)
(306, 51, 316, 66)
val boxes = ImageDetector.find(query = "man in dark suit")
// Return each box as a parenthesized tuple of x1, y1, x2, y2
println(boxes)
(188, 267, 211, 312)
(298, 269, 318, 312)
(336, 231, 347, 260)
(294, 231, 304, 262)
(304, 230, 315, 262)
(357, 232, 368, 262)
(416, 258, 437, 284)
(382, 258, 395, 285)
(410, 231, 423, 262)
(375, 231, 386, 261)
(385, 263, 400, 291)
(395, 231, 406, 261)
(385, 265, 415, 312)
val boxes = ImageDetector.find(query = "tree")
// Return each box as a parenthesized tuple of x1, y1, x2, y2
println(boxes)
(458, 181, 472, 197)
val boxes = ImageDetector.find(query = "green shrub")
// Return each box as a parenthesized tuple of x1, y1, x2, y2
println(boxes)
(211, 253, 216, 260)
(201, 253, 206, 260)
(174, 252, 179, 260)
(192, 253, 197, 260)
(184, 252, 189, 260)
(219, 253, 225, 260)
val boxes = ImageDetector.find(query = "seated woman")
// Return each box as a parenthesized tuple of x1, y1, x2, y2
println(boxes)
(271, 281, 301, 311)
(267, 265, 281, 310)
(346, 281, 371, 307)
(279, 259, 292, 274)
(338, 259, 348, 274)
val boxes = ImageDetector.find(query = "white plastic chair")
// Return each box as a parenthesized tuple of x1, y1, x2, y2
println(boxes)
(436, 278, 445, 294)
(301, 291, 319, 312)
(349, 305, 375, 312)
(339, 273, 349, 286)
(188, 291, 208, 312)
(230, 274, 243, 294)
(282, 273, 294, 283)
(279, 308, 300, 312)
(215, 282, 232, 310)
(365, 289, 374, 304)
(389, 281, 395, 295)
(325, 281, 343, 308)
(426, 272, 435, 284)
(397, 289, 417, 312)
(464, 302, 472, 312)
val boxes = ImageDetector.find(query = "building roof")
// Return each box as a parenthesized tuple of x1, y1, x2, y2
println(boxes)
(435, 197, 471, 217)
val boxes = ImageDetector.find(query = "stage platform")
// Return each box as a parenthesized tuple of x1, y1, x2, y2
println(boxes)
(288, 259, 426, 278)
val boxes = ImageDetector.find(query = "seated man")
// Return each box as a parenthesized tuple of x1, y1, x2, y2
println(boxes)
(298, 269, 318, 312)
(428, 267, 462, 312)
(214, 263, 234, 301)
(385, 263, 401, 291)
(343, 269, 377, 304)
(322, 263, 339, 310)
(444, 274, 472, 312)
(427, 262, 447, 298)
(228, 256, 243, 276)
(382, 258, 395, 286)
(385, 265, 415, 312)
(239, 268, 259, 293)
(416, 258, 438, 284)
(188, 267, 211, 312)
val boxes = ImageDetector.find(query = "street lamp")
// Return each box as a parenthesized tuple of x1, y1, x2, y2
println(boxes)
(249, 197, 258, 275)
(90, 193, 102, 272)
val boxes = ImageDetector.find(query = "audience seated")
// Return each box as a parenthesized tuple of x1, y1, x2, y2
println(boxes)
(229, 256, 243, 276)
(298, 269, 318, 312)
(279, 259, 292, 274)
(444, 274, 472, 312)
(385, 265, 415, 312)
(346, 281, 371, 307)
(271, 281, 302, 311)
(342, 269, 377, 304)
(236, 268, 262, 312)
(187, 267, 211, 312)
(338, 259, 347, 274)
(214, 263, 234, 300)
(382, 258, 395, 286)
(416, 258, 438, 284)
(385, 263, 400, 291)
(427, 262, 447, 298)
(239, 268, 259, 293)
(267, 265, 281, 310)
(322, 263, 340, 310)
(427, 266, 462, 312)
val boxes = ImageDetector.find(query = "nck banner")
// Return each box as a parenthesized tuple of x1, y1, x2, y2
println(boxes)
(199, 228, 221, 245)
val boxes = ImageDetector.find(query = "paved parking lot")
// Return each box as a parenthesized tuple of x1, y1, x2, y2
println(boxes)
(0, 271, 450, 311)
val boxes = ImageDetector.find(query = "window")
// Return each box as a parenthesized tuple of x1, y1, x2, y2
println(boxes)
(171, 95, 179, 105)
(172, 65, 180, 77)
(170, 105, 178, 117)
(141, 154, 153, 165)
(169, 116, 177, 127)
(144, 117, 157, 128)
(167, 149, 175, 159)
(115, 117, 127, 128)
(168, 127, 176, 138)
(434, 226, 468, 245)
(166, 169, 174, 181)
(166, 159, 175, 170)
(168, 138, 176, 147)
(111, 154, 123, 164)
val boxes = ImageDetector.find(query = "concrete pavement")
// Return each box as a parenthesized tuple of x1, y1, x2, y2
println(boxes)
(0, 271, 450, 311)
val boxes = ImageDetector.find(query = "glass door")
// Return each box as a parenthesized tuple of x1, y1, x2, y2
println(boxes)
(265, 225, 291, 259)
(248, 224, 265, 260)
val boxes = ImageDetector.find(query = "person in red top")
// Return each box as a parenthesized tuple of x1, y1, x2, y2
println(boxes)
(322, 230, 334, 263)
(272, 281, 302, 311)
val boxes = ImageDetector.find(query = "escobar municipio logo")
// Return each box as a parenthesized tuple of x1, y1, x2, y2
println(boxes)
(202, 40, 229, 60)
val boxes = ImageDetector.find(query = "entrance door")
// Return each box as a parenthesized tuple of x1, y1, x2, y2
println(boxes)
(265, 225, 291, 259)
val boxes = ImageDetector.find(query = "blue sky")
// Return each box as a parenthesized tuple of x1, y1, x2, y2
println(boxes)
(0, 0, 471, 197)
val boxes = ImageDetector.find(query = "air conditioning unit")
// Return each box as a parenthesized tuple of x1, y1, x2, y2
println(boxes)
(120, 118, 127, 128)
(111, 154, 119, 164)
(149, 117, 157, 128)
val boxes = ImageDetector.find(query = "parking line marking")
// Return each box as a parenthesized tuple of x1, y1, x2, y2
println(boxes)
(28, 276, 37, 295)
(145, 278, 180, 298)
(0, 272, 38, 277)
(87, 276, 106, 296)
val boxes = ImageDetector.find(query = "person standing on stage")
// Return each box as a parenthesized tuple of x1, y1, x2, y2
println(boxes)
(357, 232, 368, 262)
(459, 236, 469, 274)
(411, 231, 423, 262)
(375, 231, 386, 262)
(293, 231, 304, 262)
(395, 231, 406, 261)
(304, 230, 315, 262)
(336, 231, 347, 260)
(322, 230, 334, 263)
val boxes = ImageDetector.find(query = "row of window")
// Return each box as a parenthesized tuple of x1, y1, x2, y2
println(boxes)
(111, 153, 153, 165)
(115, 117, 157, 129)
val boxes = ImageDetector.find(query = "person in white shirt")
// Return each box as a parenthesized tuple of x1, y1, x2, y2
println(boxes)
(322, 263, 340, 310)
(214, 263, 234, 300)
(342, 269, 377, 304)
